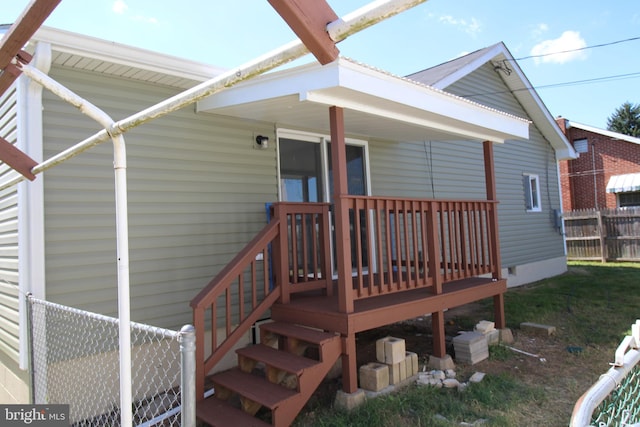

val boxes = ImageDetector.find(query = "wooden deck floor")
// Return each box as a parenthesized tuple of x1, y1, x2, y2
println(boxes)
(272, 277, 506, 335)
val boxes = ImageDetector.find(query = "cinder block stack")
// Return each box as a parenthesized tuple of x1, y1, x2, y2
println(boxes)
(474, 320, 499, 345)
(452, 331, 488, 364)
(358, 337, 420, 392)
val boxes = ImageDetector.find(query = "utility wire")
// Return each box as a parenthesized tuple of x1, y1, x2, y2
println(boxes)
(514, 35, 640, 61)
(460, 71, 640, 98)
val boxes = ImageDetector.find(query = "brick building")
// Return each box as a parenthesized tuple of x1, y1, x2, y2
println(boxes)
(557, 117, 640, 211)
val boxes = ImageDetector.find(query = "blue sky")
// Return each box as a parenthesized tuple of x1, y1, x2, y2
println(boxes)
(2, 0, 639, 129)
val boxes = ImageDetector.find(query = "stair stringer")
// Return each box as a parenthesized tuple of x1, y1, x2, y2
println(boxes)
(271, 335, 342, 427)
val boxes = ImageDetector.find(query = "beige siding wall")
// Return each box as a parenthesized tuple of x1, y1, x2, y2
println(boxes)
(43, 67, 278, 329)
(370, 63, 565, 269)
(0, 86, 20, 364)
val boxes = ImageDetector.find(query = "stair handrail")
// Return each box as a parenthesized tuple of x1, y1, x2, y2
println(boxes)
(191, 216, 283, 400)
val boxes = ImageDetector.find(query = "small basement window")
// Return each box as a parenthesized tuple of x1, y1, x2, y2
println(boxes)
(524, 174, 541, 212)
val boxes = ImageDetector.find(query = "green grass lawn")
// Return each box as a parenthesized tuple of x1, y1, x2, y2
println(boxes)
(295, 262, 640, 426)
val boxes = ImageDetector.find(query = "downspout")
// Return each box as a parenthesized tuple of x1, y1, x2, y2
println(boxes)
(17, 41, 49, 372)
(592, 142, 598, 209)
(19, 62, 134, 427)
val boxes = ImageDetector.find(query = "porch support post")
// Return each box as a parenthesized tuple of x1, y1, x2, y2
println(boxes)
(483, 140, 501, 280)
(431, 310, 446, 358)
(341, 335, 358, 393)
(484, 140, 506, 329)
(330, 106, 354, 313)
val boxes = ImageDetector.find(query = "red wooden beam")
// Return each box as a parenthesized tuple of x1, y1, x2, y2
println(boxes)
(268, 0, 339, 65)
(0, 136, 37, 181)
(0, 0, 61, 96)
(0, 0, 61, 68)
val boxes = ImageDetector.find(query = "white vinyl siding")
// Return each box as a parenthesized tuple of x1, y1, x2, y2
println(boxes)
(43, 67, 278, 329)
(0, 86, 20, 362)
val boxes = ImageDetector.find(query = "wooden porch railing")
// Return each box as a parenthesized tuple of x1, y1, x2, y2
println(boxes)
(190, 198, 498, 399)
(344, 196, 498, 300)
(190, 202, 332, 400)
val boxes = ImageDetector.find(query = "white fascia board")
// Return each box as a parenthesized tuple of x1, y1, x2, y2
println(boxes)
(31, 26, 225, 82)
(332, 59, 530, 141)
(199, 57, 529, 142)
(197, 61, 339, 112)
(568, 121, 640, 145)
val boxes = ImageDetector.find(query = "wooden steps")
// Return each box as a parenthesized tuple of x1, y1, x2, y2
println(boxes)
(196, 322, 341, 427)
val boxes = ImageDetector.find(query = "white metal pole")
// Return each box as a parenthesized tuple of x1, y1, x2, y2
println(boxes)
(19, 63, 134, 427)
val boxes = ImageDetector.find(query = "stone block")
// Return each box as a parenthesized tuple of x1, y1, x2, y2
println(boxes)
(428, 354, 455, 370)
(475, 320, 495, 334)
(499, 328, 514, 344)
(388, 361, 402, 385)
(376, 337, 406, 364)
(359, 362, 389, 392)
(405, 352, 418, 376)
(520, 322, 556, 336)
(334, 389, 366, 411)
(485, 329, 500, 345)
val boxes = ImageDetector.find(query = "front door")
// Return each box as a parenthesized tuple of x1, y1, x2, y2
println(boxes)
(278, 130, 370, 275)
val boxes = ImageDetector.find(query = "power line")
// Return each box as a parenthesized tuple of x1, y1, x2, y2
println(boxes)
(460, 71, 640, 99)
(514, 35, 640, 61)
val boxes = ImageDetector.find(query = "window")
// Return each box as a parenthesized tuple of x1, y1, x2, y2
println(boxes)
(523, 174, 541, 212)
(618, 192, 640, 208)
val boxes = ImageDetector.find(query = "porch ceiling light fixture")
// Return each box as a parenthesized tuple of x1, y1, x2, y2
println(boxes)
(255, 134, 269, 148)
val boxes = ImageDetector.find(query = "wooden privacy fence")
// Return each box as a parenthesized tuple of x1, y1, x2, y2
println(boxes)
(564, 208, 640, 262)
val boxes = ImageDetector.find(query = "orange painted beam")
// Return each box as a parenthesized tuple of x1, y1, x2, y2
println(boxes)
(0, 137, 37, 181)
(268, 0, 339, 65)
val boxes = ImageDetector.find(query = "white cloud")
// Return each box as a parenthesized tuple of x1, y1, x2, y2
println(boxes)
(531, 23, 549, 38)
(438, 15, 481, 37)
(112, 0, 128, 15)
(530, 30, 588, 64)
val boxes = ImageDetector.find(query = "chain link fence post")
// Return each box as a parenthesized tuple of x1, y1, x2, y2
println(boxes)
(179, 325, 196, 427)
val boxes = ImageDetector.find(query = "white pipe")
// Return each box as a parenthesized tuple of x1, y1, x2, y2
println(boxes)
(570, 348, 640, 426)
(1, 0, 427, 192)
(19, 63, 133, 427)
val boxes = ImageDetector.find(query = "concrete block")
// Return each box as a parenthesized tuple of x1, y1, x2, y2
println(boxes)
(375, 337, 406, 364)
(334, 389, 366, 411)
(388, 361, 402, 385)
(359, 363, 389, 392)
(405, 352, 418, 376)
(475, 320, 495, 334)
(428, 354, 455, 370)
(499, 328, 514, 344)
(485, 329, 500, 345)
(398, 358, 407, 381)
(520, 322, 556, 336)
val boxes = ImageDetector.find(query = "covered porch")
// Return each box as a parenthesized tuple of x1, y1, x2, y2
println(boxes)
(191, 57, 529, 424)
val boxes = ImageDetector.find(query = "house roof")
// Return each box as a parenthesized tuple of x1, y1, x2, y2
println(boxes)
(197, 57, 530, 143)
(407, 43, 577, 160)
(25, 26, 225, 89)
(567, 120, 640, 145)
(23, 27, 529, 145)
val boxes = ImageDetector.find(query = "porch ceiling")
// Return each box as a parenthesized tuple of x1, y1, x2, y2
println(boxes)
(197, 57, 530, 143)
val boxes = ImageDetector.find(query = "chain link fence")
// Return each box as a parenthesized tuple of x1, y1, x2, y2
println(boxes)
(571, 319, 640, 427)
(27, 295, 195, 427)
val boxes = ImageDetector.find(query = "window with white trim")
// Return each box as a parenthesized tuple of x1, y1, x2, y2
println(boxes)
(524, 174, 541, 212)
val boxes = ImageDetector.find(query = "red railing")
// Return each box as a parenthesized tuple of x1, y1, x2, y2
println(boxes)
(190, 202, 332, 400)
(190, 199, 498, 398)
(344, 196, 498, 299)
